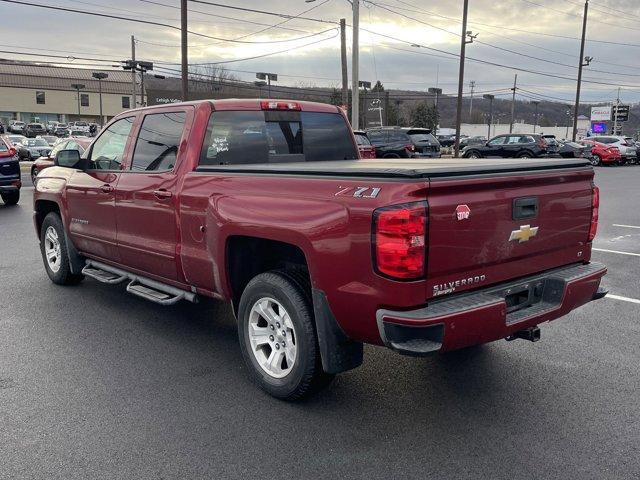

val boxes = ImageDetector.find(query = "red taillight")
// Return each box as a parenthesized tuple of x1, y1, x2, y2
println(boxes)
(260, 101, 301, 111)
(588, 185, 599, 242)
(9, 147, 16, 157)
(405, 144, 416, 153)
(373, 202, 427, 280)
(538, 138, 548, 149)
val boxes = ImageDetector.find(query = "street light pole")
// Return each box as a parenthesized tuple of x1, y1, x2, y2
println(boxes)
(71, 83, 85, 118)
(256, 73, 278, 99)
(92, 72, 108, 126)
(532, 101, 539, 133)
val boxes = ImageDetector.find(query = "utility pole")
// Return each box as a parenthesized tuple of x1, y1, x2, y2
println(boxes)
(469, 80, 476, 118)
(181, 0, 189, 101)
(483, 94, 494, 140)
(131, 35, 136, 108)
(573, 0, 590, 141)
(509, 73, 518, 133)
(351, 0, 360, 129)
(532, 101, 540, 133)
(340, 18, 348, 109)
(454, 0, 474, 158)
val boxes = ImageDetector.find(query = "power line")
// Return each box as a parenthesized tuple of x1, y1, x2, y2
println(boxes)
(0, 0, 336, 45)
(138, 0, 310, 34)
(186, 0, 338, 25)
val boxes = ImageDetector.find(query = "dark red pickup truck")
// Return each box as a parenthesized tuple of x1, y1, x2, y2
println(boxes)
(33, 99, 607, 399)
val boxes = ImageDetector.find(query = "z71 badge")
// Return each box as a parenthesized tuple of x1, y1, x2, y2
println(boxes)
(335, 186, 381, 198)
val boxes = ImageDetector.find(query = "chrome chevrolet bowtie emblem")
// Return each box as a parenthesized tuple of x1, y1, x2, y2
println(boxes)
(509, 225, 539, 243)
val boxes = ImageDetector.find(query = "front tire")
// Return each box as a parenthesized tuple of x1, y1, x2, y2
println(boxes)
(466, 150, 482, 159)
(1, 190, 19, 205)
(40, 212, 84, 285)
(238, 271, 333, 400)
(591, 155, 602, 166)
(31, 167, 38, 185)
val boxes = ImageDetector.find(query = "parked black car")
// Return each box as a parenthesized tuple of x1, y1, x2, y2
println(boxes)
(367, 127, 441, 158)
(0, 136, 20, 205)
(17, 137, 51, 160)
(556, 141, 590, 158)
(436, 134, 456, 147)
(24, 123, 47, 138)
(462, 134, 557, 158)
(459, 135, 487, 149)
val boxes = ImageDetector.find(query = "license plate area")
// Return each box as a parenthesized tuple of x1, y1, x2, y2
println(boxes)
(502, 281, 545, 314)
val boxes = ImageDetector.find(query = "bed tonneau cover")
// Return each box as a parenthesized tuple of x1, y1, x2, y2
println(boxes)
(196, 158, 591, 179)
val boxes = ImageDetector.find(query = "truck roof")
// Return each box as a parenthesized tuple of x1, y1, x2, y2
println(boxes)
(126, 98, 341, 114)
(197, 158, 591, 179)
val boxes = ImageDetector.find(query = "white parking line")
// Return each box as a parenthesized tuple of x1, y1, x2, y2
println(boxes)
(606, 294, 640, 305)
(592, 248, 640, 257)
(613, 224, 640, 230)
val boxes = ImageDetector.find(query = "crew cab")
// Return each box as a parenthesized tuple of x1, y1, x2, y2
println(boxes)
(33, 99, 607, 400)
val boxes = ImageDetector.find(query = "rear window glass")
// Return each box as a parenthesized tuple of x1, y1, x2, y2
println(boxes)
(367, 131, 386, 144)
(389, 131, 410, 142)
(199, 111, 357, 166)
(0, 142, 8, 152)
(409, 133, 437, 143)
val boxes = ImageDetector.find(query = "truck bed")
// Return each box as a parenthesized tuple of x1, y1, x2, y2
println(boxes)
(196, 158, 591, 179)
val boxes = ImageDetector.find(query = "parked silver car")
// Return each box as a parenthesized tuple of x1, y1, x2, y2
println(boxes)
(589, 136, 637, 164)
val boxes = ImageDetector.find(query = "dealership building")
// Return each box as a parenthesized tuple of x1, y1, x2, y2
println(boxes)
(0, 62, 136, 126)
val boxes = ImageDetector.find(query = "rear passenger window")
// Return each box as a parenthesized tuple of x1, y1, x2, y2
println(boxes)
(131, 112, 186, 172)
(199, 110, 357, 166)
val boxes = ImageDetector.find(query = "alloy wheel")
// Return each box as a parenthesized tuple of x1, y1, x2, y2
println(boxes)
(248, 297, 297, 379)
(44, 226, 62, 273)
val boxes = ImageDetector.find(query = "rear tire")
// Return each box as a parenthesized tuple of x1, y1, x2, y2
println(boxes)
(466, 150, 482, 159)
(591, 155, 602, 166)
(517, 151, 533, 158)
(1, 190, 19, 205)
(31, 167, 38, 185)
(40, 212, 84, 286)
(237, 271, 333, 400)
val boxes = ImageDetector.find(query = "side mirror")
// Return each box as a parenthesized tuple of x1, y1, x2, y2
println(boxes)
(55, 149, 81, 168)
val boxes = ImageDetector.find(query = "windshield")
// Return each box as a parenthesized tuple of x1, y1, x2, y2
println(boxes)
(75, 122, 88, 127)
(409, 133, 438, 143)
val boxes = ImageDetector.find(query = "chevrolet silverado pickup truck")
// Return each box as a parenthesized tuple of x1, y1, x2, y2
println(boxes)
(33, 99, 607, 400)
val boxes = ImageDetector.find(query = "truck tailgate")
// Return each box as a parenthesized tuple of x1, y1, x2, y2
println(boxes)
(426, 167, 595, 299)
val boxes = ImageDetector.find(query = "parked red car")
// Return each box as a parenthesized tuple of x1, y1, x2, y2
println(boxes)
(353, 130, 376, 159)
(579, 139, 621, 166)
(34, 99, 606, 400)
(31, 137, 92, 184)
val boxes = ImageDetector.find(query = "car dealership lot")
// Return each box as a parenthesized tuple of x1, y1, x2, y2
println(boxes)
(1, 168, 638, 479)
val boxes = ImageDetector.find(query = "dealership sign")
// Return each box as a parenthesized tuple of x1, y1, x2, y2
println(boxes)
(590, 106, 612, 122)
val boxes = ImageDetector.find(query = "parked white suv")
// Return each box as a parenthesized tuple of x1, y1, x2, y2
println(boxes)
(590, 136, 637, 164)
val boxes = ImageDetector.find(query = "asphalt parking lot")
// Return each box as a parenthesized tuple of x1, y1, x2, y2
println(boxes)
(1, 167, 638, 480)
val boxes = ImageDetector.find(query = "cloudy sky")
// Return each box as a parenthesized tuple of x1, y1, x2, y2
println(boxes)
(3, 0, 640, 104)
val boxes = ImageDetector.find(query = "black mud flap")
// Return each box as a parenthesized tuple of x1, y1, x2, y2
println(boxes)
(312, 289, 363, 374)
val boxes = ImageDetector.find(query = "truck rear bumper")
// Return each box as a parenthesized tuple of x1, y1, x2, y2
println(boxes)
(376, 262, 607, 356)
